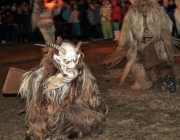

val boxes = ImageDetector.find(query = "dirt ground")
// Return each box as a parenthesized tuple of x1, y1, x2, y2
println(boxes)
(0, 41, 180, 140)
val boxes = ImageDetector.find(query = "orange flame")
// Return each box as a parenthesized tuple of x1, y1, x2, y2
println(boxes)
(44, 0, 63, 9)
(44, 0, 56, 9)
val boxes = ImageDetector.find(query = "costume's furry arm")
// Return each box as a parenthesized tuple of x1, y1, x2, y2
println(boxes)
(80, 62, 108, 115)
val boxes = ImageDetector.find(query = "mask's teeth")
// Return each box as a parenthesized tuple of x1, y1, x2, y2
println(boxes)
(66, 68, 73, 72)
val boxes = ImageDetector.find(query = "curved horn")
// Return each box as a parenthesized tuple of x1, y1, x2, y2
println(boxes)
(47, 44, 66, 55)
(76, 41, 82, 51)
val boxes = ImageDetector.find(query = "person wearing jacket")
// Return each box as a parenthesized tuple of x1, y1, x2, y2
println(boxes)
(93, 1, 103, 39)
(4, 10, 15, 42)
(62, 2, 72, 39)
(70, 3, 82, 40)
(111, 0, 122, 40)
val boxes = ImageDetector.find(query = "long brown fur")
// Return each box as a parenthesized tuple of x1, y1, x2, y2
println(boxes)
(103, 0, 180, 89)
(19, 41, 107, 140)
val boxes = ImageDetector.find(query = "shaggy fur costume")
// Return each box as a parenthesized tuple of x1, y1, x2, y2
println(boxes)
(175, 0, 180, 34)
(32, 0, 61, 44)
(19, 41, 108, 139)
(103, 0, 180, 90)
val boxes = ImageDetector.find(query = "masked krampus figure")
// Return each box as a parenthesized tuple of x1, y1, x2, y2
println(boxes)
(175, 0, 180, 35)
(103, 0, 180, 93)
(19, 40, 108, 139)
(32, 0, 61, 44)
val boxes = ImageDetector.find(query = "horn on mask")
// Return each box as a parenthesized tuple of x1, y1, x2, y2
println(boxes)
(47, 44, 66, 55)
(76, 41, 82, 52)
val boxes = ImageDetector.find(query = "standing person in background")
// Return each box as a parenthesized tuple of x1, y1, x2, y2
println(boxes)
(70, 3, 82, 40)
(174, 0, 180, 37)
(169, 0, 178, 37)
(120, 0, 131, 18)
(79, 0, 91, 40)
(4, 10, 15, 43)
(22, 6, 32, 42)
(14, 6, 24, 43)
(87, 3, 97, 40)
(92, 1, 103, 40)
(6, 4, 11, 11)
(62, 2, 72, 40)
(111, 0, 122, 40)
(0, 8, 6, 44)
(157, 0, 163, 5)
(1, 5, 6, 18)
(100, 0, 113, 40)
(163, 0, 177, 37)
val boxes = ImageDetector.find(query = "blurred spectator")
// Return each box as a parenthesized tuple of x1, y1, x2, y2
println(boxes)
(11, 3, 17, 13)
(93, 1, 103, 39)
(62, 2, 73, 39)
(22, 6, 32, 42)
(4, 10, 15, 42)
(163, 0, 178, 37)
(87, 3, 98, 39)
(14, 6, 24, 42)
(100, 0, 113, 40)
(0, 8, 6, 43)
(120, 0, 131, 18)
(70, 3, 81, 40)
(111, 0, 122, 40)
(79, 0, 91, 40)
(6, 4, 11, 11)
(174, 0, 180, 37)
(1, 5, 6, 17)
(157, 0, 163, 5)
(12, 3, 17, 8)
(169, 0, 178, 37)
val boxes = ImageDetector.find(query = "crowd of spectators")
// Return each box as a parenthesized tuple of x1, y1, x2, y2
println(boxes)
(0, 2, 35, 44)
(0, 0, 179, 44)
(162, 0, 179, 38)
(57, 0, 132, 40)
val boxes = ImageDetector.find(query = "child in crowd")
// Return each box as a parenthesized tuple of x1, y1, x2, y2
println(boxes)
(100, 0, 113, 40)
(70, 3, 81, 40)
(111, 0, 122, 40)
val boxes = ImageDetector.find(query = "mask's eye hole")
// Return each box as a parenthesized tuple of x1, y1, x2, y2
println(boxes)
(63, 59, 69, 64)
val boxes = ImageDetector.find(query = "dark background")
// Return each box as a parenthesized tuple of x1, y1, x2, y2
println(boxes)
(0, 0, 29, 6)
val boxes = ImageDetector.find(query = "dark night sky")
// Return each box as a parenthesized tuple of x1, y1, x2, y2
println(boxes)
(0, 0, 29, 6)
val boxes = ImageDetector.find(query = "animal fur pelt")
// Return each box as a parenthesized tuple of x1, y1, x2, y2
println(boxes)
(103, 0, 180, 89)
(19, 41, 108, 140)
(175, 0, 180, 34)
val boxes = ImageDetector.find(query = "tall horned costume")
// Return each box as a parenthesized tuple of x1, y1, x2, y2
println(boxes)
(32, 0, 61, 44)
(19, 40, 108, 139)
(103, 0, 180, 92)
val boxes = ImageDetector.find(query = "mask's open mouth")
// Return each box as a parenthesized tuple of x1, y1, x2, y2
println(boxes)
(66, 68, 74, 72)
